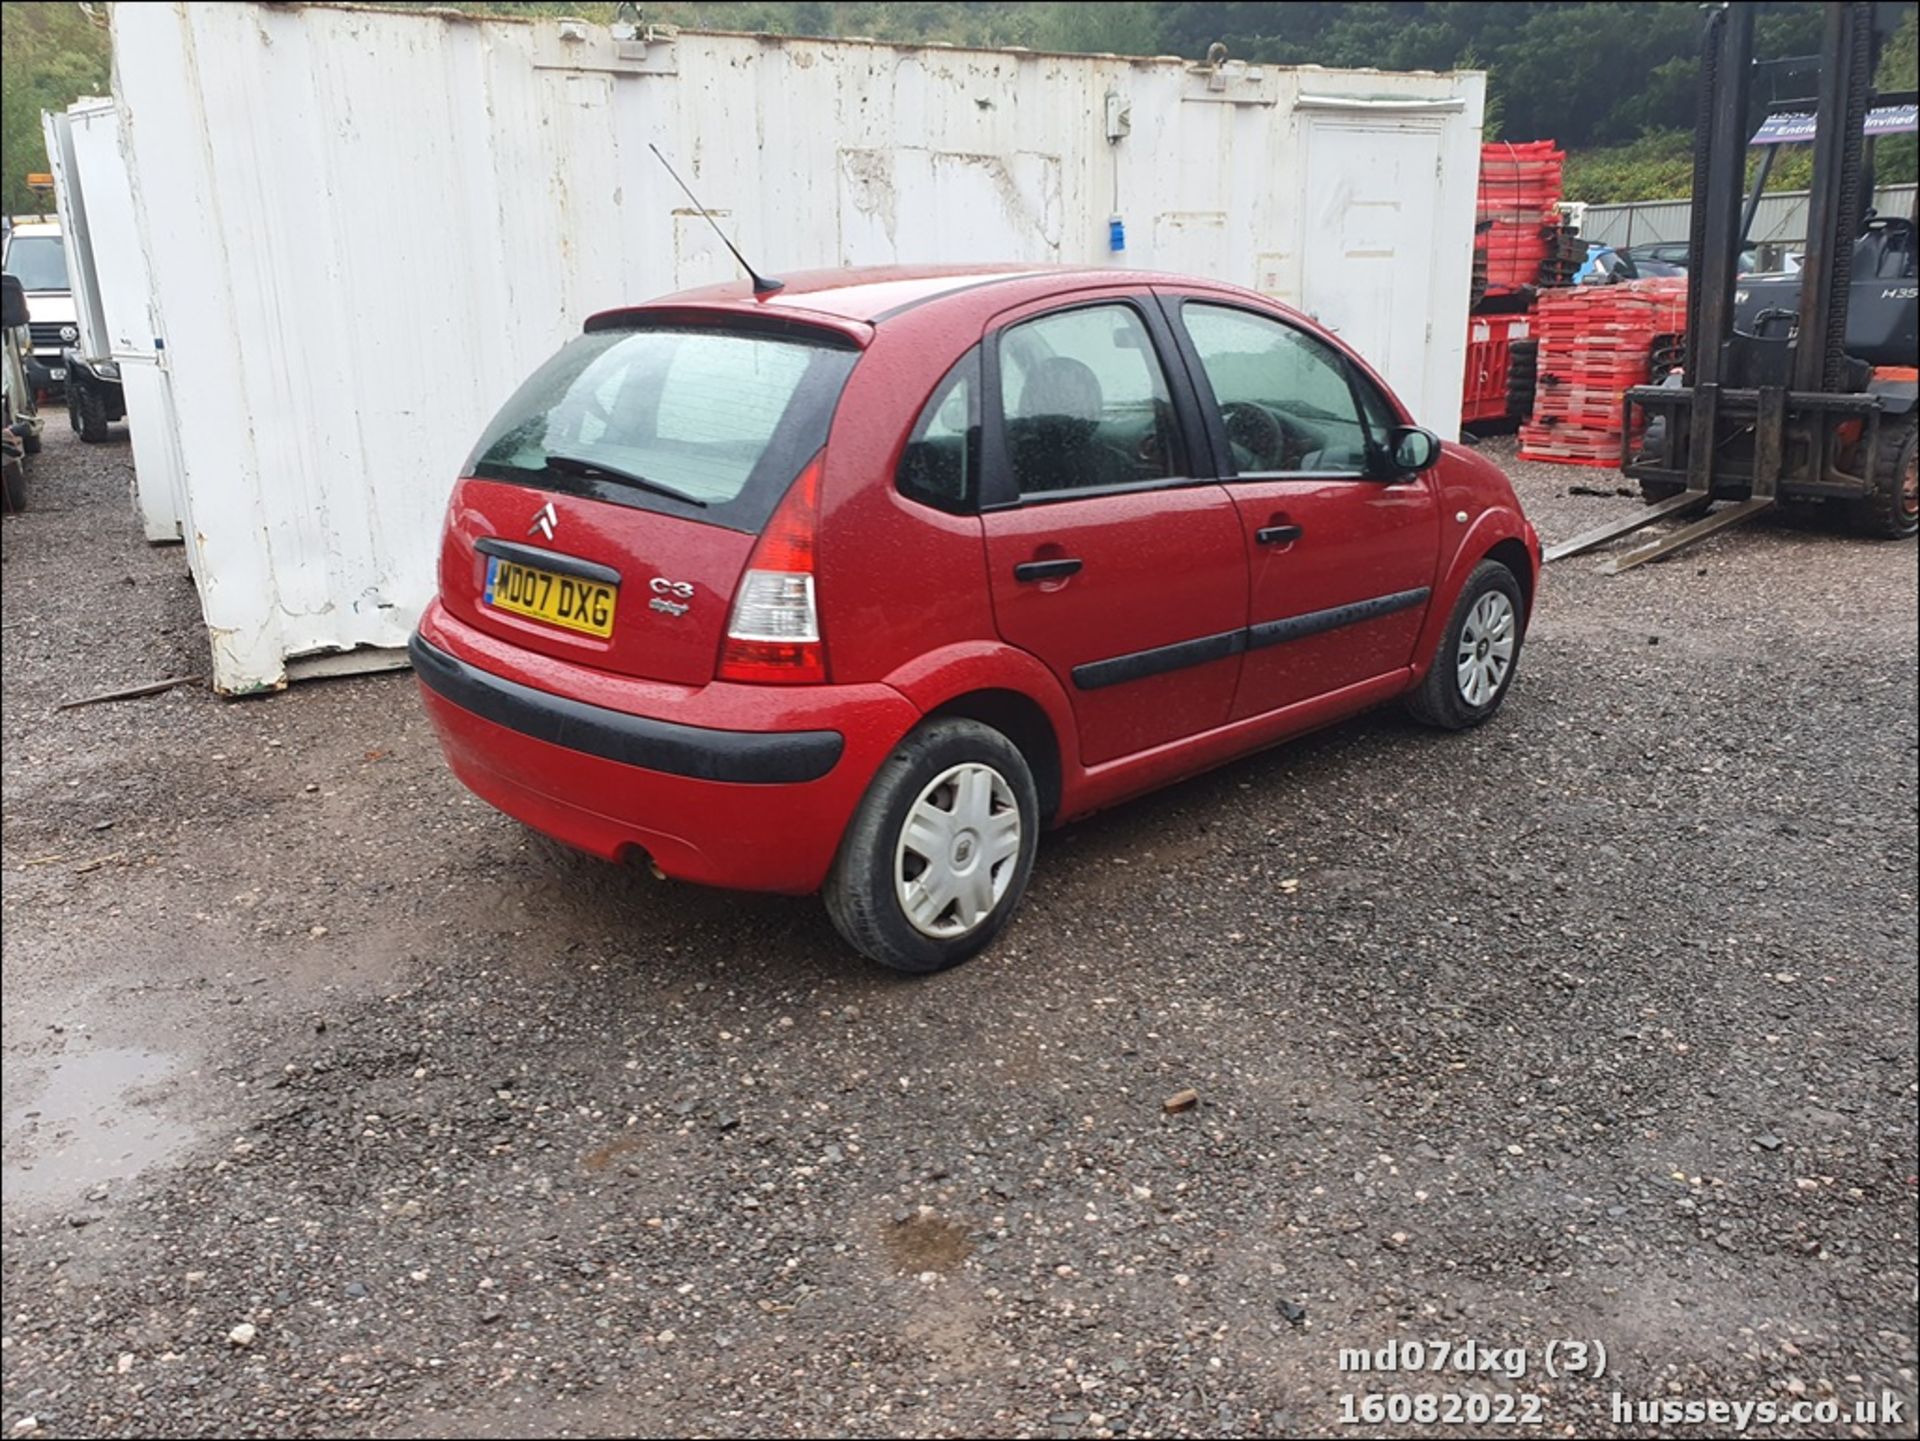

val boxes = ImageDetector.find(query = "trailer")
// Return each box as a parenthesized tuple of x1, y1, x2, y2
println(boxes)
(105, 3, 1486, 693)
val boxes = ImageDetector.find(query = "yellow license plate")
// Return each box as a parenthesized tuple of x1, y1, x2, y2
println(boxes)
(484, 557, 617, 638)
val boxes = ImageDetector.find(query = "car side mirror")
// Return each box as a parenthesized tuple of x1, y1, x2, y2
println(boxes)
(1388, 425, 1441, 474)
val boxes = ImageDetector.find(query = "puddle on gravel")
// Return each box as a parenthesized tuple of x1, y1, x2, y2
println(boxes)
(883, 1212, 974, 1273)
(2, 1046, 198, 1208)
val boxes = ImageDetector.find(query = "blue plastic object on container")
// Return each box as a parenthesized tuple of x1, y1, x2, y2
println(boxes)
(1108, 216, 1125, 252)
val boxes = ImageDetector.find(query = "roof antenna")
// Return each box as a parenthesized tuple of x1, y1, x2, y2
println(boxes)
(649, 143, 783, 296)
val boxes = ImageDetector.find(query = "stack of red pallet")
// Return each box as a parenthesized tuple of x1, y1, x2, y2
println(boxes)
(1477, 141, 1564, 295)
(1519, 279, 1688, 466)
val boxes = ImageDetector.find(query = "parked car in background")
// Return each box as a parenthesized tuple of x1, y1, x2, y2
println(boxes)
(1590, 241, 1761, 282)
(1, 218, 75, 399)
(413, 265, 1542, 971)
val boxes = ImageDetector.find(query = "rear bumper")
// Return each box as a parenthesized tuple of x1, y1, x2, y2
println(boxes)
(412, 603, 919, 894)
(410, 632, 845, 783)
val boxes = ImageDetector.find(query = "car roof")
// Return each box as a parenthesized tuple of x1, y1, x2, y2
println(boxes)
(586, 263, 1296, 341)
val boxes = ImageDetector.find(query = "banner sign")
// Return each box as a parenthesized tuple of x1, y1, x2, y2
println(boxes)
(1752, 102, 1918, 146)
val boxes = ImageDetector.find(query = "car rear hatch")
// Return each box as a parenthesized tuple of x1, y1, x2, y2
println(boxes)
(438, 319, 860, 687)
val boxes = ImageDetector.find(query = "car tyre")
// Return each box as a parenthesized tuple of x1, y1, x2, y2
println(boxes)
(1407, 559, 1527, 731)
(75, 381, 112, 444)
(824, 717, 1039, 973)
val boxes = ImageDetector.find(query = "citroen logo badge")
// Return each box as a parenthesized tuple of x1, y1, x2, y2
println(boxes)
(529, 501, 558, 540)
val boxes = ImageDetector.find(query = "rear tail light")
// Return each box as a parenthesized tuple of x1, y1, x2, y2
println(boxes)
(718, 454, 826, 684)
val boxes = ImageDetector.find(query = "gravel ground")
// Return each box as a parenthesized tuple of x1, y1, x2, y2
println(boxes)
(2, 424, 1915, 1440)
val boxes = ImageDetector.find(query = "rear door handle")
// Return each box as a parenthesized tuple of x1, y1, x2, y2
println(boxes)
(1014, 558, 1083, 582)
(1256, 524, 1304, 545)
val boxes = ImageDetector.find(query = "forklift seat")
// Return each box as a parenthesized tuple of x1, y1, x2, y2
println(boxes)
(1855, 217, 1916, 281)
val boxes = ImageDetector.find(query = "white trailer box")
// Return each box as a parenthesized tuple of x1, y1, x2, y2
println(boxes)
(109, 2, 1484, 694)
(43, 98, 189, 545)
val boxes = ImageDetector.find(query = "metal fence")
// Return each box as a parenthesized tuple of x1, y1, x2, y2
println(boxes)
(1580, 182, 1917, 263)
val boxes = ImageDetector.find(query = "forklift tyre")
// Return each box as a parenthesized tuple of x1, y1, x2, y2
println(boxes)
(1638, 477, 1685, 505)
(1852, 419, 1918, 540)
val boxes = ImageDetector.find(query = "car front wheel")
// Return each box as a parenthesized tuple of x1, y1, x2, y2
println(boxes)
(1407, 559, 1527, 730)
(824, 717, 1039, 973)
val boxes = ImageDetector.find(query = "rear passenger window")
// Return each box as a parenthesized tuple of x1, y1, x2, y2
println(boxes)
(998, 305, 1181, 497)
(897, 349, 979, 512)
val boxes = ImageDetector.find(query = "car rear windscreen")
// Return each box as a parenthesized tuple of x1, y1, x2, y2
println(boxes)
(466, 324, 859, 533)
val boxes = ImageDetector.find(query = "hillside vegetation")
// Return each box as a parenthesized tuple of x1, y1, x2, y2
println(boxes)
(4, 1, 1915, 219)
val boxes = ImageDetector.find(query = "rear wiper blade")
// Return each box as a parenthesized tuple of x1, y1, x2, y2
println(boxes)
(544, 452, 708, 507)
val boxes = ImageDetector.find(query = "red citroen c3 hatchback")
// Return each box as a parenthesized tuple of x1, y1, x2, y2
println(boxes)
(414, 265, 1541, 971)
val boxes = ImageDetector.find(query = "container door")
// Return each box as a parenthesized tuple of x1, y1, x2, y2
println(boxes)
(1300, 115, 1446, 424)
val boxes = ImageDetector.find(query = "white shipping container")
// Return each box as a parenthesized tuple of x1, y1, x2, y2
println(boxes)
(108, 3, 1485, 694)
(43, 99, 190, 546)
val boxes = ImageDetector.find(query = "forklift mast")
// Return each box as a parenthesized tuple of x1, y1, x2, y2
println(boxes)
(1790, 2, 1875, 393)
(1687, 4, 1879, 406)
(1546, 0, 1919, 572)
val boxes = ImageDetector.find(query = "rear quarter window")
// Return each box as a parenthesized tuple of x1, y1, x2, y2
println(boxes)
(896, 348, 980, 513)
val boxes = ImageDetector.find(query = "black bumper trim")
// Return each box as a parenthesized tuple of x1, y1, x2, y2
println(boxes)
(1247, 587, 1432, 651)
(1069, 587, 1434, 692)
(1072, 627, 1245, 691)
(409, 633, 844, 784)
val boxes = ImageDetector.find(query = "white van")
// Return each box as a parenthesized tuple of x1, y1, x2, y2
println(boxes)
(1, 218, 76, 398)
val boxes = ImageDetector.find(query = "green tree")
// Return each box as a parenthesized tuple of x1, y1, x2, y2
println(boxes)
(1154, 2, 1844, 151)
(7, 0, 1909, 220)
(1035, 1, 1164, 56)
(2, 1, 111, 219)
(1873, 6, 1917, 200)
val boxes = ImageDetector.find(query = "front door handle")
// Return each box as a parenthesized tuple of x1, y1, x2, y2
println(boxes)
(1256, 524, 1304, 545)
(1014, 557, 1083, 582)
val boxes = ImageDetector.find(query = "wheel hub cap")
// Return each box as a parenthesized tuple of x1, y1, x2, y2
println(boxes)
(895, 763, 1021, 939)
(1456, 591, 1517, 708)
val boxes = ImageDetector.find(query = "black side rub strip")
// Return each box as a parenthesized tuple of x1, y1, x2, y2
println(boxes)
(1069, 587, 1433, 691)
(475, 538, 622, 587)
(409, 634, 844, 784)
(1246, 587, 1432, 651)
(1072, 629, 1246, 691)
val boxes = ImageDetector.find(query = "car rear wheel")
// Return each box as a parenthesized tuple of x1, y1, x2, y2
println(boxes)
(1407, 559, 1526, 731)
(824, 717, 1038, 973)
